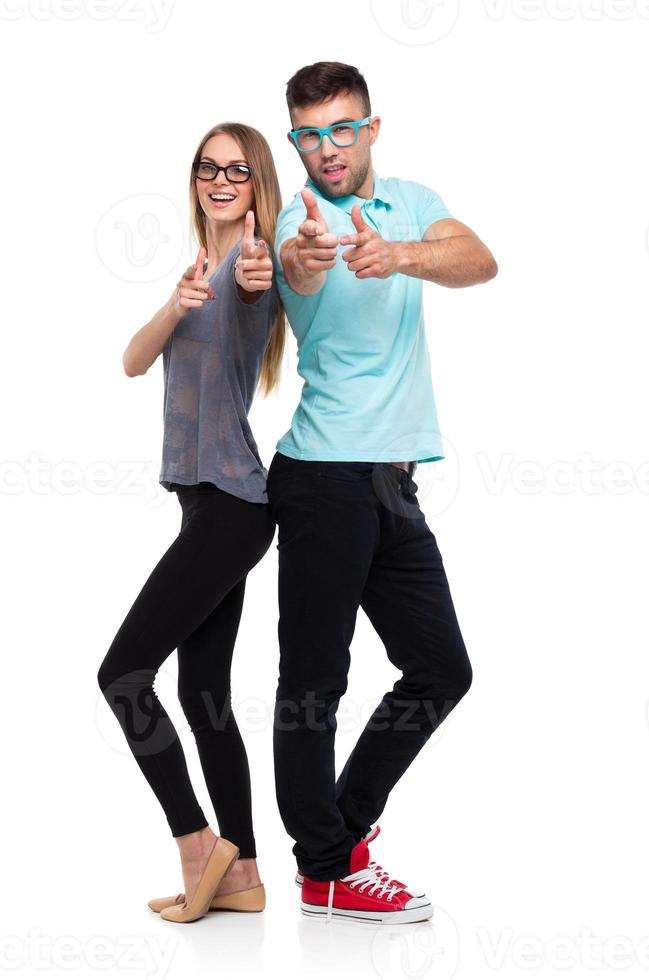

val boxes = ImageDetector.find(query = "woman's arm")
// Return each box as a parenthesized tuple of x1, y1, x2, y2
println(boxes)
(122, 255, 214, 376)
(122, 291, 183, 377)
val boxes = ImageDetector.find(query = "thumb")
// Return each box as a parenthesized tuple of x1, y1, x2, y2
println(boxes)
(351, 205, 369, 234)
(194, 246, 207, 279)
(301, 187, 323, 226)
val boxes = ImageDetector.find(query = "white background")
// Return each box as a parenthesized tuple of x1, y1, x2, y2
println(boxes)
(3, 0, 649, 977)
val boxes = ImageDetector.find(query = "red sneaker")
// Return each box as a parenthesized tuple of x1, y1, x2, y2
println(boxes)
(295, 825, 379, 885)
(300, 837, 433, 923)
(295, 825, 425, 898)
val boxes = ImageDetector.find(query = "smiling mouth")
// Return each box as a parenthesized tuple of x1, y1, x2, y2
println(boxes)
(208, 193, 237, 206)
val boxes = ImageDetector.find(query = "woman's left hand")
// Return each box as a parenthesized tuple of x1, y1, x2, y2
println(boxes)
(235, 210, 274, 292)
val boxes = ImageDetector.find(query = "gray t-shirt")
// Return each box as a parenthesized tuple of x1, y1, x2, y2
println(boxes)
(158, 241, 279, 504)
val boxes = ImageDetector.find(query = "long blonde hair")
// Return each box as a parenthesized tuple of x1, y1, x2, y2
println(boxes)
(189, 122, 286, 397)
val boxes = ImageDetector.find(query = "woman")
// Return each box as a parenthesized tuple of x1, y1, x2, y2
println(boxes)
(97, 122, 285, 923)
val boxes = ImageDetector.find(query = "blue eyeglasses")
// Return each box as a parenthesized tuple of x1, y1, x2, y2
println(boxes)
(288, 116, 373, 153)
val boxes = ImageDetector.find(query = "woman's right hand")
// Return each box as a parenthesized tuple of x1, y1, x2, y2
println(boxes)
(172, 247, 215, 317)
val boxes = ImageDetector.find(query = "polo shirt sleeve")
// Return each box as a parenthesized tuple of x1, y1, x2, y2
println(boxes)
(273, 193, 306, 271)
(415, 183, 454, 237)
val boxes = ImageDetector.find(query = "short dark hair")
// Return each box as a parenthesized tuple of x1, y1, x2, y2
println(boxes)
(286, 61, 371, 120)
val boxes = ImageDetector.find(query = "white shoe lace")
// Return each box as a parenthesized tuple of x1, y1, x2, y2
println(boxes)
(325, 865, 405, 921)
(368, 860, 402, 887)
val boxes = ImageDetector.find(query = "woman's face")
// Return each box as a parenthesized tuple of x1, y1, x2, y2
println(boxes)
(195, 132, 255, 226)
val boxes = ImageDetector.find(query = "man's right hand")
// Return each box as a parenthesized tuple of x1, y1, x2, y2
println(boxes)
(294, 188, 339, 274)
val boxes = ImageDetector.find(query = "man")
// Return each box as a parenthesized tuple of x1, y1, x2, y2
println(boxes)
(265, 61, 497, 923)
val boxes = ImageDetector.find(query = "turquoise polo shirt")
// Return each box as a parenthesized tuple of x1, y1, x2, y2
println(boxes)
(273, 170, 453, 462)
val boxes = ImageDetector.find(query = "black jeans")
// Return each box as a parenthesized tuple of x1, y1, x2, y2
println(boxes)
(97, 482, 275, 857)
(267, 452, 473, 881)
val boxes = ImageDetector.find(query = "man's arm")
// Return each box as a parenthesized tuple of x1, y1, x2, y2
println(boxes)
(394, 218, 498, 288)
(341, 207, 498, 288)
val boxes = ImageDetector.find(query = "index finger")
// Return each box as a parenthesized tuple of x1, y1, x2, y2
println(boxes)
(338, 233, 362, 246)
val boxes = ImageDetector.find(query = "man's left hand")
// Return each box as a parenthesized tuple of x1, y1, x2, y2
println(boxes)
(340, 205, 398, 280)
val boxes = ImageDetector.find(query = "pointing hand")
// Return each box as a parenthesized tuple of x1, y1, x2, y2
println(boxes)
(340, 204, 397, 279)
(174, 246, 215, 314)
(294, 188, 339, 273)
(235, 210, 274, 292)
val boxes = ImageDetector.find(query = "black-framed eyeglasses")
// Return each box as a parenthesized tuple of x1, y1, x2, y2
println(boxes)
(192, 161, 252, 183)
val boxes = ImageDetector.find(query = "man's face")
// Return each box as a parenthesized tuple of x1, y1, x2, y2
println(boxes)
(288, 92, 380, 200)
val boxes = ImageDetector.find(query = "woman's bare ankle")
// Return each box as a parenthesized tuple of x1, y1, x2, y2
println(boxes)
(173, 827, 219, 906)
(176, 825, 217, 860)
(214, 856, 262, 896)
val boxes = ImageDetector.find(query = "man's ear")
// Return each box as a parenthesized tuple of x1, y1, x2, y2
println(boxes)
(369, 115, 381, 146)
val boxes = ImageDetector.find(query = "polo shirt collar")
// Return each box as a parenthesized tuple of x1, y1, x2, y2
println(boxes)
(305, 169, 394, 213)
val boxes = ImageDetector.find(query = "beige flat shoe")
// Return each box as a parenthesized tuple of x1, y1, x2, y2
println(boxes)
(158, 837, 239, 923)
(148, 883, 266, 914)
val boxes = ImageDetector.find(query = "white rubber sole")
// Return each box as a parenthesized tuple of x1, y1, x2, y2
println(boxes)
(300, 900, 434, 923)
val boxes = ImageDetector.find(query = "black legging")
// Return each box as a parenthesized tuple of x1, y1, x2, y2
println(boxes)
(97, 482, 275, 857)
